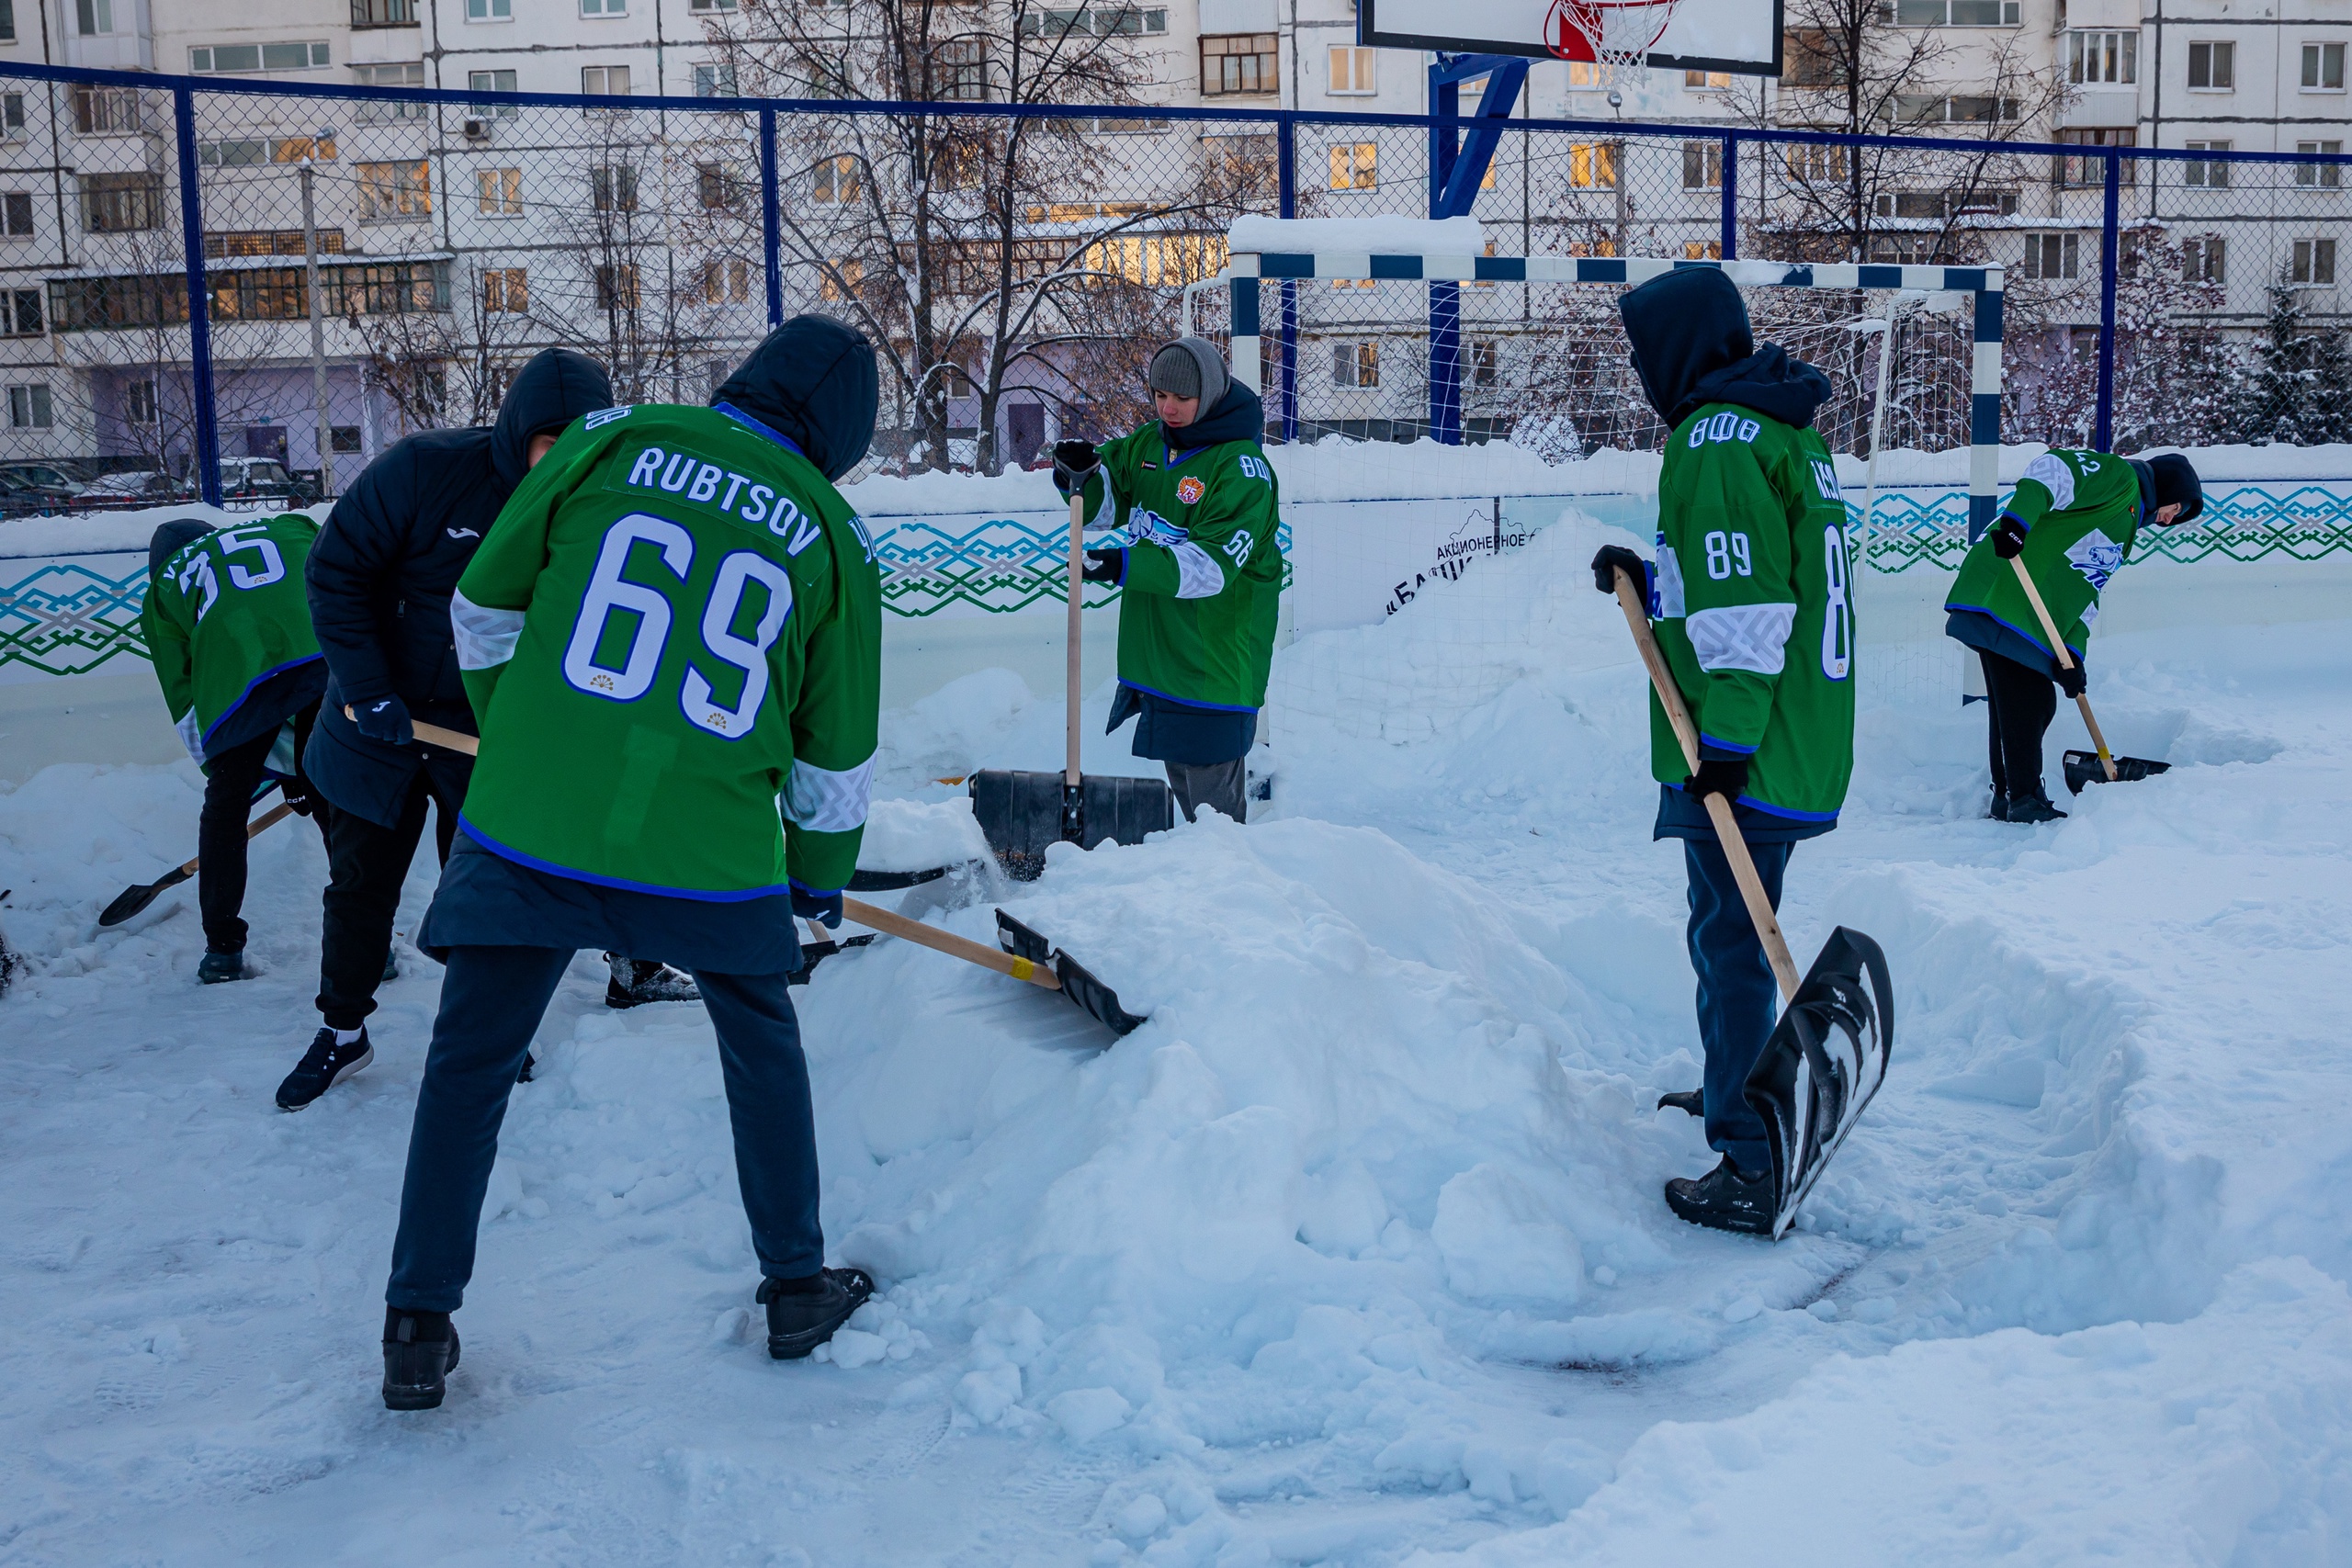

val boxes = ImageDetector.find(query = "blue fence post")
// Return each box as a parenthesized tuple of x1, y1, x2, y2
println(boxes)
(171, 87, 220, 507)
(2095, 149, 2120, 451)
(1427, 62, 1462, 445)
(1277, 112, 1297, 444)
(1719, 133, 1739, 260)
(760, 106, 784, 330)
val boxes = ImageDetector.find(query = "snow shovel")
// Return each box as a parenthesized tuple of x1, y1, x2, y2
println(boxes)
(0, 888, 20, 998)
(967, 491, 1175, 881)
(2007, 558, 2172, 795)
(98, 784, 296, 928)
(1611, 569, 1893, 1241)
(399, 717, 1144, 1037)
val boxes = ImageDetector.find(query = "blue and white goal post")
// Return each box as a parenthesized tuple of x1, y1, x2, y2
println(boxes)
(1227, 254, 2007, 541)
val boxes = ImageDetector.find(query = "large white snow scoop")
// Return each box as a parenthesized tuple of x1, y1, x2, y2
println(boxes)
(397, 718, 1145, 1038)
(2007, 557, 2171, 795)
(1611, 569, 1893, 1240)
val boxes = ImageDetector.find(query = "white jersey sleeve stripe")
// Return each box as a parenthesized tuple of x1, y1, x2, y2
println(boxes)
(175, 708, 206, 764)
(782, 752, 875, 833)
(1170, 540, 1227, 599)
(2020, 451, 2075, 513)
(450, 587, 527, 671)
(1688, 603, 1798, 675)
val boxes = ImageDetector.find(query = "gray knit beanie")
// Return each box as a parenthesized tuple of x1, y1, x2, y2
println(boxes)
(1147, 336, 1229, 409)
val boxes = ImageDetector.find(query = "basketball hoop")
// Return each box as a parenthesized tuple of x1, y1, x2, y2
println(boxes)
(1545, 0, 1680, 85)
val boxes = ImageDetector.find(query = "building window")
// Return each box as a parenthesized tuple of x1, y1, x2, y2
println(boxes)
(2187, 39, 2233, 90)
(477, 167, 523, 216)
(2068, 29, 2134, 84)
(931, 39, 986, 100)
(591, 164, 639, 211)
(466, 0, 512, 18)
(189, 42, 331, 73)
(1329, 141, 1376, 190)
(1018, 7, 1169, 36)
(2184, 140, 2230, 188)
(468, 69, 519, 117)
(696, 161, 740, 209)
(2021, 232, 2079, 279)
(2, 193, 29, 237)
(1331, 341, 1379, 388)
(351, 0, 416, 24)
(2298, 141, 2345, 188)
(1882, 0, 2019, 22)
(2293, 237, 2337, 284)
(2308, 42, 2347, 90)
(3, 95, 24, 137)
(2182, 235, 2224, 283)
(1567, 61, 1601, 87)
(126, 378, 158, 423)
(813, 154, 860, 204)
(74, 0, 113, 34)
(1784, 143, 1848, 183)
(481, 267, 527, 312)
(695, 63, 738, 96)
(2055, 127, 2134, 186)
(1684, 69, 1730, 87)
(594, 264, 640, 310)
(700, 257, 751, 304)
(1203, 33, 1277, 96)
(1467, 339, 1498, 388)
(820, 258, 862, 302)
(1683, 240, 1724, 260)
(1781, 29, 1841, 85)
(79, 172, 160, 232)
(692, 0, 739, 9)
(1566, 142, 1617, 189)
(9, 383, 52, 428)
(582, 65, 631, 96)
(0, 288, 41, 336)
(354, 62, 426, 120)
(1683, 140, 1724, 189)
(1329, 46, 1375, 95)
(0, 0, 15, 39)
(1892, 94, 2018, 123)
(582, 0, 625, 12)
(71, 86, 142, 134)
(356, 161, 431, 222)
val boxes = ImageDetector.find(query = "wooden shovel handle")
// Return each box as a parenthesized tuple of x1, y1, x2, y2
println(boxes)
(1066, 489, 1085, 790)
(363, 712, 1059, 992)
(345, 707, 484, 758)
(2006, 556, 2118, 781)
(1611, 570, 1804, 1005)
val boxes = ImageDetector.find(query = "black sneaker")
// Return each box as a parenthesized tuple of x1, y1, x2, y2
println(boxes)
(1664, 1156, 1777, 1236)
(758, 1268, 875, 1360)
(382, 1307, 460, 1411)
(276, 1028, 374, 1111)
(2005, 795, 2068, 825)
(197, 950, 245, 984)
(605, 954, 701, 1010)
(1657, 1089, 1703, 1118)
(1987, 793, 2010, 821)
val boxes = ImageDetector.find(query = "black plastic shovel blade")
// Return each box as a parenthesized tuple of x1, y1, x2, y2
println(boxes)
(98, 866, 191, 928)
(995, 910, 1147, 1038)
(968, 770, 1175, 882)
(1743, 926, 1894, 1241)
(2063, 750, 2171, 795)
(786, 932, 876, 987)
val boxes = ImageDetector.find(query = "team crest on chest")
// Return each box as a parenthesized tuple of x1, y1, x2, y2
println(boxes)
(1176, 476, 1205, 505)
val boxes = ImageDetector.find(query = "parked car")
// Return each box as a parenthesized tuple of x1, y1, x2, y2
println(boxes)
(76, 469, 198, 507)
(216, 457, 319, 507)
(0, 461, 86, 516)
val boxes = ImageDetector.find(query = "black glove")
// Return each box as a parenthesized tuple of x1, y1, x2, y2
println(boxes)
(1081, 547, 1125, 585)
(2053, 659, 2086, 700)
(277, 774, 317, 818)
(352, 694, 413, 746)
(1989, 514, 2030, 559)
(1052, 439, 1101, 494)
(1590, 545, 1649, 602)
(791, 886, 843, 931)
(1683, 756, 1750, 805)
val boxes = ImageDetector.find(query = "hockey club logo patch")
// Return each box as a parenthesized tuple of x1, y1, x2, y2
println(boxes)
(1128, 508, 1187, 547)
(2066, 529, 2125, 592)
(1176, 476, 1205, 506)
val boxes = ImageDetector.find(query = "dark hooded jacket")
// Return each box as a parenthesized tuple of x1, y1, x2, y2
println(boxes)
(712, 315, 877, 481)
(1166, 381, 1265, 453)
(304, 346, 610, 826)
(1619, 268, 1833, 433)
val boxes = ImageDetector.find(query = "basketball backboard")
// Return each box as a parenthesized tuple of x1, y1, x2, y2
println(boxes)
(1358, 0, 1783, 76)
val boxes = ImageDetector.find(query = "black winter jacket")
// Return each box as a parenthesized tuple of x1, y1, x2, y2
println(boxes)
(303, 347, 610, 826)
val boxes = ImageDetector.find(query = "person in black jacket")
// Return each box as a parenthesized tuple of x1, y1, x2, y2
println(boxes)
(284, 348, 611, 1111)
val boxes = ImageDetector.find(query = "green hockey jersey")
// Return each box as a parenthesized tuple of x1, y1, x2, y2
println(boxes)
(1069, 422, 1283, 712)
(140, 513, 323, 765)
(1648, 402, 1859, 826)
(451, 403, 882, 899)
(1947, 448, 2143, 666)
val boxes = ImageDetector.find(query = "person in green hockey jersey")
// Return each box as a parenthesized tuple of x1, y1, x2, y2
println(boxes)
(379, 317, 882, 1411)
(1051, 335, 1283, 825)
(140, 513, 328, 983)
(1945, 447, 2201, 822)
(1589, 266, 1854, 1236)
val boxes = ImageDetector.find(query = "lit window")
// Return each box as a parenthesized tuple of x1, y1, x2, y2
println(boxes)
(1683, 69, 1730, 87)
(477, 167, 523, 216)
(813, 154, 861, 204)
(1567, 142, 1616, 189)
(1331, 341, 1379, 388)
(481, 267, 527, 312)
(1329, 46, 1375, 95)
(1329, 141, 1376, 190)
(356, 160, 431, 222)
(1202, 33, 1276, 96)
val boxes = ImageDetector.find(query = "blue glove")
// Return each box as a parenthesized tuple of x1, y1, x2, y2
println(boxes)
(353, 694, 413, 746)
(791, 886, 843, 931)
(1081, 547, 1125, 585)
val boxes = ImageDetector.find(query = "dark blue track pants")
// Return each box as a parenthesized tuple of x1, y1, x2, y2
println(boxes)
(1683, 836, 1793, 1179)
(385, 946, 823, 1312)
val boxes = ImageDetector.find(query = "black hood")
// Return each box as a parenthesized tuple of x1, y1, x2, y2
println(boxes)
(148, 517, 212, 580)
(1165, 380, 1265, 452)
(713, 315, 878, 482)
(2145, 451, 2202, 523)
(1618, 268, 1834, 431)
(490, 347, 612, 488)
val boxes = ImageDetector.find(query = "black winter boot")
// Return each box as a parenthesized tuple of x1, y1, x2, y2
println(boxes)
(2005, 795, 2067, 825)
(198, 950, 246, 984)
(277, 1028, 374, 1111)
(1664, 1156, 1776, 1236)
(1656, 1089, 1703, 1118)
(1987, 793, 2009, 822)
(759, 1268, 875, 1360)
(382, 1307, 460, 1411)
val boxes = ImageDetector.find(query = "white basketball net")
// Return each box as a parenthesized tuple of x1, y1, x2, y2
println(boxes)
(1544, 0, 1680, 85)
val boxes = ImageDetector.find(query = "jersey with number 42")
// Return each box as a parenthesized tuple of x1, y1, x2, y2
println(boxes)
(1649, 400, 1858, 826)
(139, 513, 323, 765)
(451, 403, 881, 900)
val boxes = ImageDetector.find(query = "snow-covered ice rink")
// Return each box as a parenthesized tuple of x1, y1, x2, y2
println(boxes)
(4, 511, 2350, 1564)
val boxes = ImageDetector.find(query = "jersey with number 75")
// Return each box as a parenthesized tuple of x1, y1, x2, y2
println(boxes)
(1646, 400, 1858, 828)
(450, 403, 881, 900)
(140, 513, 324, 767)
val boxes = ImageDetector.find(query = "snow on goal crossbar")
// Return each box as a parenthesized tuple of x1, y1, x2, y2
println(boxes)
(1227, 254, 2008, 539)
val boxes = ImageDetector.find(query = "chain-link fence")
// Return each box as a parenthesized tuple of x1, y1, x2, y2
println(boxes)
(0, 61, 2347, 511)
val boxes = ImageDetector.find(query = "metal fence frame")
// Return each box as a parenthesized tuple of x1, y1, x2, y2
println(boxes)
(3, 57, 2348, 505)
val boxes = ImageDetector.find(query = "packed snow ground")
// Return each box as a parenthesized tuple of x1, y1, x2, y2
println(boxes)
(4, 515, 2351, 1565)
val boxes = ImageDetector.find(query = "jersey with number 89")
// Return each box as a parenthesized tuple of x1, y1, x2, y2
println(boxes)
(451, 404, 880, 901)
(1647, 400, 1858, 828)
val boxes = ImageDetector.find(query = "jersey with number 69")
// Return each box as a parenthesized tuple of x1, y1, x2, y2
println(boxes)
(451, 403, 881, 901)
(1071, 421, 1284, 713)
(140, 513, 324, 765)
(1648, 400, 1858, 827)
